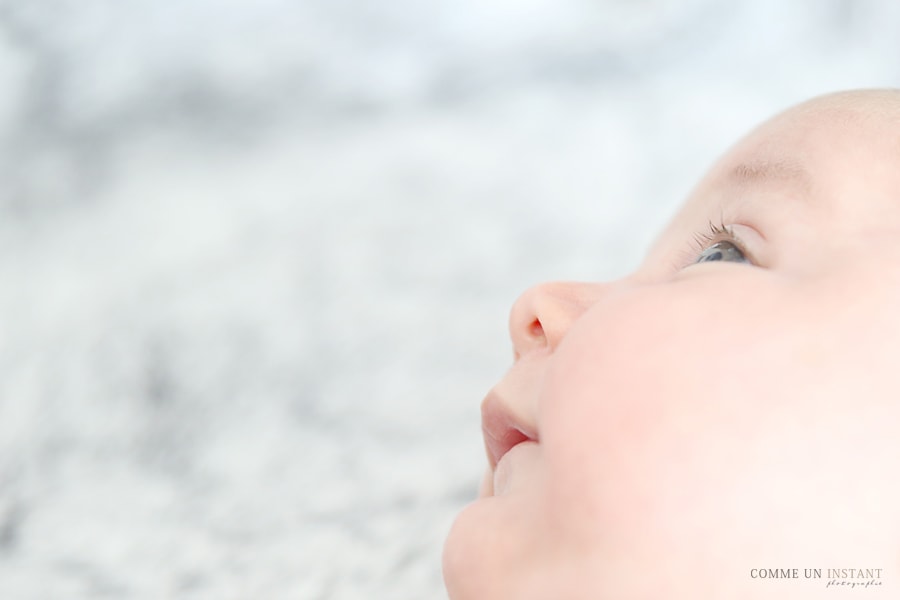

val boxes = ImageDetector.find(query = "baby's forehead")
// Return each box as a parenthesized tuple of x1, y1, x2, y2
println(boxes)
(752, 92, 897, 144)
(784, 89, 900, 125)
(709, 92, 900, 203)
(746, 91, 900, 162)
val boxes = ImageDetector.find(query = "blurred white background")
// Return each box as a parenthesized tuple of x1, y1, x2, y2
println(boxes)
(1, 1, 900, 598)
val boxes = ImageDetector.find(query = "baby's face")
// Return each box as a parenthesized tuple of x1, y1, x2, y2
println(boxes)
(444, 90, 900, 599)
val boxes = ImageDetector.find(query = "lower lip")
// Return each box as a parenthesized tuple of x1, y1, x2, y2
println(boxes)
(492, 440, 539, 496)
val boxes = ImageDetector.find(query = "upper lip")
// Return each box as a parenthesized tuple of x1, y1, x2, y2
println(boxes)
(481, 389, 538, 470)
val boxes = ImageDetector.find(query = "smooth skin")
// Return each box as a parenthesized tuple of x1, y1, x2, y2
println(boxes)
(443, 90, 900, 599)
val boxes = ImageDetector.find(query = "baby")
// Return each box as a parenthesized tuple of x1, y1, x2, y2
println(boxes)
(443, 89, 900, 599)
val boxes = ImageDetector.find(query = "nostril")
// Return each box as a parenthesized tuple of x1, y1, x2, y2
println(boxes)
(512, 319, 545, 361)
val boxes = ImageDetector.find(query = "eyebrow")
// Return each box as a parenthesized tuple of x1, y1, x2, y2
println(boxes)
(728, 159, 812, 195)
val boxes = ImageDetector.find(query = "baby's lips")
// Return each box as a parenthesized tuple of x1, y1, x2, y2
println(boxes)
(481, 391, 537, 470)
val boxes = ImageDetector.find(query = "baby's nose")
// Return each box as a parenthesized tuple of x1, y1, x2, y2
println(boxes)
(508, 281, 611, 359)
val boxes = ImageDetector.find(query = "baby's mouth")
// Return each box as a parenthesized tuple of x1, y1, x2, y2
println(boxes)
(480, 390, 538, 472)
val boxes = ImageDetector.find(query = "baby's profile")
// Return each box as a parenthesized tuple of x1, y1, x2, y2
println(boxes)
(443, 89, 900, 599)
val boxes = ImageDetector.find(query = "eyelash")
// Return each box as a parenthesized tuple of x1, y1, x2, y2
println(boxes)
(675, 219, 751, 268)
(692, 220, 735, 251)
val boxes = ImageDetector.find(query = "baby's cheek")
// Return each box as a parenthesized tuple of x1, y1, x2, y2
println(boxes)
(542, 338, 899, 584)
(534, 307, 710, 548)
(536, 290, 827, 567)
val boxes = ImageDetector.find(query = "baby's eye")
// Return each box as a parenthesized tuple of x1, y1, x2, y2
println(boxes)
(694, 240, 749, 264)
